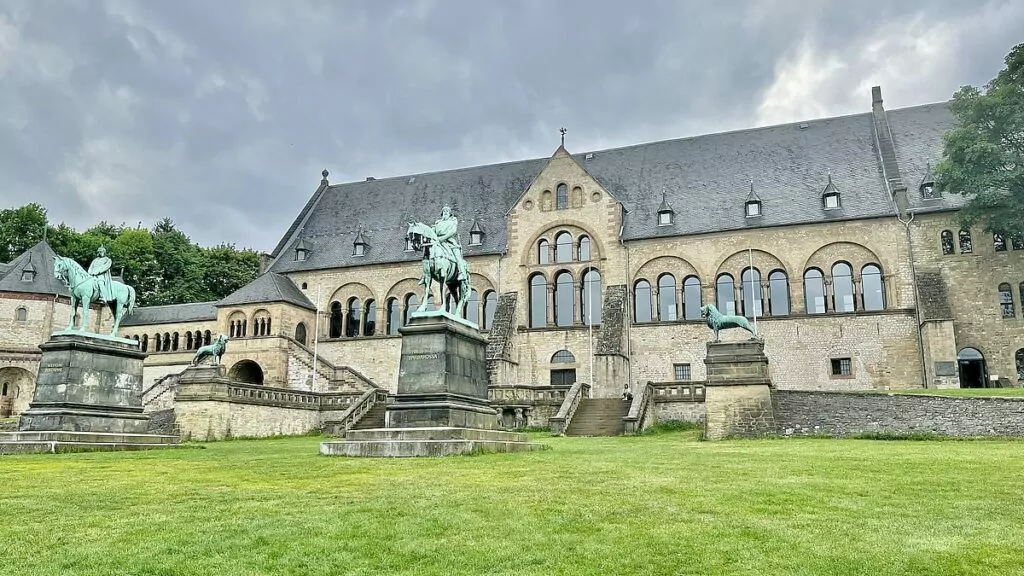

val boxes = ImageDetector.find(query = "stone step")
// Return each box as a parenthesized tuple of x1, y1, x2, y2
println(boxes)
(350, 406, 386, 430)
(0, 441, 189, 455)
(346, 426, 530, 443)
(1, 431, 180, 445)
(565, 398, 630, 437)
(321, 438, 547, 458)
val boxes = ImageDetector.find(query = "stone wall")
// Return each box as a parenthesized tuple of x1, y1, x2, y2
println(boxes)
(773, 390, 1024, 437)
(653, 400, 704, 424)
(175, 399, 321, 441)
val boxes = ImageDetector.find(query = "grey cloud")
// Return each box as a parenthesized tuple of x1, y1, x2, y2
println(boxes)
(0, 0, 1021, 252)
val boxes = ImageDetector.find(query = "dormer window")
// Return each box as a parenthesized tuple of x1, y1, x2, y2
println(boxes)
(822, 173, 840, 210)
(656, 191, 674, 226)
(745, 181, 762, 218)
(293, 239, 308, 262)
(920, 163, 939, 199)
(20, 263, 35, 282)
(469, 220, 484, 246)
(353, 229, 367, 257)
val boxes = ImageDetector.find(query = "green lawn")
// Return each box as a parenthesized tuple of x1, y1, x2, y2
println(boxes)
(1, 431, 1023, 576)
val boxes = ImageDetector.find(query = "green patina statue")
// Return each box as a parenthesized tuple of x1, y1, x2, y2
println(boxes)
(406, 205, 472, 318)
(700, 304, 759, 342)
(190, 334, 228, 367)
(53, 246, 137, 337)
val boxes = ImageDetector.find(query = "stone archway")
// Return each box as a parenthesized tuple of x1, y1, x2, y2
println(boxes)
(957, 348, 987, 389)
(0, 366, 34, 417)
(228, 360, 265, 385)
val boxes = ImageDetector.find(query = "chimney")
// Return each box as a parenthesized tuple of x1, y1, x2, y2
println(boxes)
(258, 252, 272, 274)
(872, 85, 883, 105)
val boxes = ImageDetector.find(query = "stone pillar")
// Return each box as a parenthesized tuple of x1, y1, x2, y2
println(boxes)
(702, 340, 775, 440)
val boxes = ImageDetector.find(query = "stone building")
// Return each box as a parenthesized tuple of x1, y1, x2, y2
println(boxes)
(3, 86, 1023, 424)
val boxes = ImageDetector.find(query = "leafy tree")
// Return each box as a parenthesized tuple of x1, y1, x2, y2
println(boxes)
(936, 42, 1024, 235)
(111, 229, 160, 303)
(0, 203, 48, 262)
(201, 244, 261, 300)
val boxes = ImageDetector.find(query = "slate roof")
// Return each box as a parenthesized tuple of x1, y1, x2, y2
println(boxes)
(270, 101, 955, 272)
(216, 272, 315, 311)
(120, 301, 218, 327)
(885, 103, 966, 214)
(0, 240, 70, 296)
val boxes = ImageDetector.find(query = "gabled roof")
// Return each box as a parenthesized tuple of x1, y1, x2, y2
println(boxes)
(885, 103, 966, 213)
(745, 181, 762, 203)
(120, 301, 218, 327)
(0, 240, 70, 296)
(269, 101, 955, 271)
(217, 272, 315, 311)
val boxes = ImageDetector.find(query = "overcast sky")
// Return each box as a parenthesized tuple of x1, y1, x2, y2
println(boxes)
(1, 0, 1022, 252)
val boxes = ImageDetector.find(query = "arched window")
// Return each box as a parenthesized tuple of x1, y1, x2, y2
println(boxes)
(940, 230, 955, 255)
(141, 334, 149, 352)
(295, 322, 307, 346)
(959, 229, 973, 254)
(768, 270, 790, 316)
(329, 301, 343, 338)
(404, 293, 419, 325)
(529, 274, 548, 328)
(862, 265, 885, 311)
(185, 331, 194, 350)
(1015, 349, 1024, 382)
(346, 297, 361, 337)
(555, 232, 573, 263)
(578, 236, 591, 261)
(832, 262, 855, 312)
(999, 283, 1015, 318)
(555, 271, 574, 327)
(716, 274, 735, 315)
(386, 298, 401, 335)
(364, 299, 376, 336)
(551, 350, 576, 363)
(804, 269, 826, 314)
(172, 333, 179, 351)
(681, 276, 701, 320)
(634, 280, 653, 323)
(657, 274, 677, 321)
(465, 289, 480, 325)
(204, 331, 211, 346)
(741, 268, 762, 318)
(994, 233, 1008, 252)
(266, 318, 271, 335)
(556, 183, 568, 210)
(582, 269, 602, 326)
(538, 239, 550, 265)
(229, 322, 235, 338)
(14, 307, 26, 321)
(482, 291, 497, 330)
(163, 333, 171, 352)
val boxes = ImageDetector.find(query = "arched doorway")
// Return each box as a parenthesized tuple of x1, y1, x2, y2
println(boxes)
(228, 360, 265, 385)
(0, 366, 33, 417)
(957, 347, 987, 388)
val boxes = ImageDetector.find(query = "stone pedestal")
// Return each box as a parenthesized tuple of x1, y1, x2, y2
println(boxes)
(703, 340, 776, 440)
(1, 333, 180, 455)
(321, 313, 547, 457)
(387, 312, 496, 429)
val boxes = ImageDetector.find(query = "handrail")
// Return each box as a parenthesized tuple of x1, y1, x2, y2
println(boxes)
(623, 381, 654, 435)
(283, 335, 380, 389)
(323, 388, 390, 436)
(549, 381, 590, 436)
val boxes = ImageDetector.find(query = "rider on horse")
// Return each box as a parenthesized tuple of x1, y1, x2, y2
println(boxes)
(429, 205, 469, 284)
(87, 245, 113, 306)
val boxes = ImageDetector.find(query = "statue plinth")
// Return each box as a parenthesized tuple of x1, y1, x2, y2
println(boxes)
(702, 340, 776, 440)
(388, 313, 495, 429)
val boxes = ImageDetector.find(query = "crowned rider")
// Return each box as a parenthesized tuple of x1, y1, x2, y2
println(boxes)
(431, 205, 469, 282)
(88, 245, 113, 305)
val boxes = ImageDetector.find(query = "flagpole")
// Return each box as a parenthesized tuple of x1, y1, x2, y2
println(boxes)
(310, 284, 322, 390)
(748, 247, 758, 334)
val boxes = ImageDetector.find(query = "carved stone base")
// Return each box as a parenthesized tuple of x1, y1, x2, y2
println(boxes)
(320, 427, 547, 458)
(703, 340, 775, 440)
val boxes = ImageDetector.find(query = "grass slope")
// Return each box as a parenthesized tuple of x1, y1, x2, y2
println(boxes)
(1, 431, 1022, 575)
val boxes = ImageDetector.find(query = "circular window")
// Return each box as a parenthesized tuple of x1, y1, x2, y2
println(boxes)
(524, 199, 534, 210)
(591, 191, 601, 202)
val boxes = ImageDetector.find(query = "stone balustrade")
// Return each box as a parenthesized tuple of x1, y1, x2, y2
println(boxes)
(549, 381, 591, 435)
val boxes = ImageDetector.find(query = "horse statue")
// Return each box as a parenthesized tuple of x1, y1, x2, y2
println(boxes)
(53, 256, 137, 337)
(406, 218, 471, 318)
(190, 334, 228, 367)
(700, 304, 759, 342)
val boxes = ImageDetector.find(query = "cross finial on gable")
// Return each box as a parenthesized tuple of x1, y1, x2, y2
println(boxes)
(559, 126, 567, 146)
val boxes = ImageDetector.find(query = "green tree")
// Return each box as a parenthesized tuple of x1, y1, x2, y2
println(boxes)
(150, 218, 204, 306)
(0, 203, 48, 262)
(936, 42, 1024, 235)
(201, 243, 261, 300)
(110, 229, 160, 304)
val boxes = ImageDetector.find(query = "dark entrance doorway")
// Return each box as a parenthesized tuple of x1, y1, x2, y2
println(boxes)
(957, 347, 987, 388)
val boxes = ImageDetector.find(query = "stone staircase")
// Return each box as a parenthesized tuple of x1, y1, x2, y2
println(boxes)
(565, 398, 631, 436)
(349, 403, 386, 430)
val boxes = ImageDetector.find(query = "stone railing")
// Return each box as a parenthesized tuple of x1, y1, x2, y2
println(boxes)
(623, 381, 655, 435)
(322, 388, 390, 436)
(141, 373, 181, 410)
(650, 381, 706, 402)
(176, 378, 363, 411)
(549, 381, 591, 436)
(488, 384, 571, 404)
(283, 336, 380, 391)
